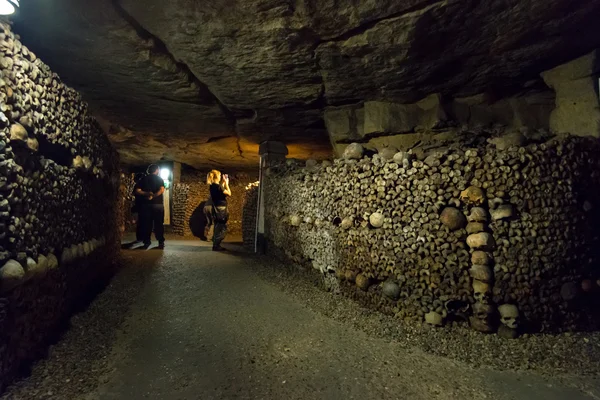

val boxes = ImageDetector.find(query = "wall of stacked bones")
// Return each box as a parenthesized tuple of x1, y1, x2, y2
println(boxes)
(242, 182, 259, 250)
(0, 22, 120, 389)
(119, 172, 136, 233)
(264, 135, 600, 336)
(171, 171, 257, 238)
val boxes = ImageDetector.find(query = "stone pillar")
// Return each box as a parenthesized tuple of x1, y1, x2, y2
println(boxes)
(172, 161, 182, 184)
(255, 141, 288, 254)
(542, 50, 600, 137)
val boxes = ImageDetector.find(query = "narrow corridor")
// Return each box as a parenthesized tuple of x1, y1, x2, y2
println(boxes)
(2, 238, 599, 400)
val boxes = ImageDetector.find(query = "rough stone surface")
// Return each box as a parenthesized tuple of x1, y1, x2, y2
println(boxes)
(13, 0, 600, 167)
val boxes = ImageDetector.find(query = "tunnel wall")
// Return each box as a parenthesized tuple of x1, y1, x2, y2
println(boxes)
(263, 134, 600, 334)
(171, 171, 257, 239)
(0, 22, 120, 390)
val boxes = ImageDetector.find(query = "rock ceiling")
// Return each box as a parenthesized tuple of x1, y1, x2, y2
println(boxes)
(12, 0, 600, 169)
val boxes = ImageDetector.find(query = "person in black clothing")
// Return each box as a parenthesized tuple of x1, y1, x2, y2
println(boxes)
(207, 169, 231, 251)
(135, 164, 166, 249)
(203, 195, 214, 241)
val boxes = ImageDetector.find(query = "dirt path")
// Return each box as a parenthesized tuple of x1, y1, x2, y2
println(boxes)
(3, 238, 599, 400)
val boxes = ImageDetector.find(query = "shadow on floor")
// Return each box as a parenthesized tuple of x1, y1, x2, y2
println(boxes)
(189, 202, 209, 240)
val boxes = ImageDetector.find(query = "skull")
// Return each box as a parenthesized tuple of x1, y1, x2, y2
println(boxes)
(77, 243, 85, 258)
(305, 159, 318, 169)
(369, 212, 384, 228)
(472, 280, 491, 304)
(469, 264, 492, 283)
(83, 241, 91, 256)
(460, 186, 485, 206)
(70, 244, 79, 259)
(341, 217, 353, 230)
(378, 147, 397, 160)
(473, 302, 494, 320)
(60, 247, 72, 265)
(47, 253, 58, 270)
(467, 207, 488, 222)
(471, 251, 491, 265)
(498, 304, 519, 329)
(343, 143, 364, 160)
(466, 232, 495, 250)
(440, 207, 467, 230)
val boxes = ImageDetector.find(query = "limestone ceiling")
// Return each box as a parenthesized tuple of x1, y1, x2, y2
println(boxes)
(12, 0, 600, 168)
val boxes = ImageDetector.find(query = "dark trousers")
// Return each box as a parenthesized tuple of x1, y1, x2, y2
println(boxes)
(135, 213, 142, 242)
(212, 206, 228, 247)
(203, 205, 214, 240)
(140, 204, 165, 245)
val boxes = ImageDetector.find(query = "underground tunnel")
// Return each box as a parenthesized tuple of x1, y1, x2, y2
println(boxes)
(0, 0, 600, 398)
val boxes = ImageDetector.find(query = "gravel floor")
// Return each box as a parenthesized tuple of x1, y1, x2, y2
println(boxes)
(250, 257, 600, 375)
(1, 237, 599, 400)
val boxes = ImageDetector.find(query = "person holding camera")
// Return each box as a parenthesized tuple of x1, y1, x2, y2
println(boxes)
(207, 169, 231, 251)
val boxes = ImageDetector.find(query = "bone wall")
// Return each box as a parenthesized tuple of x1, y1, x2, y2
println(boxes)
(242, 182, 259, 250)
(263, 134, 600, 335)
(172, 182, 190, 236)
(0, 22, 120, 390)
(119, 172, 136, 234)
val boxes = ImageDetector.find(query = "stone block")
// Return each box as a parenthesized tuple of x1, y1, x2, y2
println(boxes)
(324, 107, 352, 142)
(509, 91, 553, 129)
(416, 93, 447, 129)
(542, 50, 600, 137)
(363, 101, 421, 134)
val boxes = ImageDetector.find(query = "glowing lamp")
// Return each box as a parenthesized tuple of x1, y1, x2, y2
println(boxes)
(0, 0, 19, 16)
(160, 168, 170, 181)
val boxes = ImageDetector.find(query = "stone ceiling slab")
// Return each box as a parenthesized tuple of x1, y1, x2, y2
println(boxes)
(10, 0, 600, 169)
